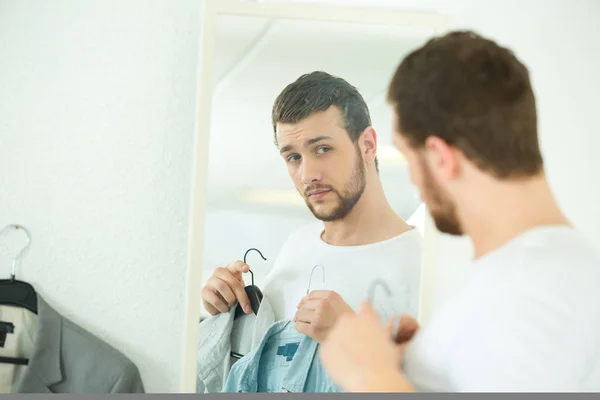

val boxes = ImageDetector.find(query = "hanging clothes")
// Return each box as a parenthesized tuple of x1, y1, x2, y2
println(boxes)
(0, 294, 144, 393)
(0, 306, 36, 392)
(222, 320, 340, 393)
(196, 295, 276, 393)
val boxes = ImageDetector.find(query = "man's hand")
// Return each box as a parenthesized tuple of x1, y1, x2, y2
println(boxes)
(319, 301, 416, 392)
(201, 261, 252, 316)
(293, 290, 354, 343)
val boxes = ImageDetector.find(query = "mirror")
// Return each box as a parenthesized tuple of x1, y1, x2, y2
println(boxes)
(188, 1, 447, 393)
(202, 15, 433, 315)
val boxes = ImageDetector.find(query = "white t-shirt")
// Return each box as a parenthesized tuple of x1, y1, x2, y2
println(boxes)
(404, 226, 600, 392)
(261, 221, 423, 322)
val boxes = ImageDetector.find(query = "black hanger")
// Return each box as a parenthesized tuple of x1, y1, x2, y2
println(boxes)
(0, 278, 38, 316)
(0, 224, 37, 366)
(230, 248, 267, 361)
(234, 248, 266, 320)
(0, 225, 37, 314)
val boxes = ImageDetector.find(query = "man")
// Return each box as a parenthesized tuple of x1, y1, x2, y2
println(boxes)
(201, 71, 422, 343)
(320, 31, 600, 391)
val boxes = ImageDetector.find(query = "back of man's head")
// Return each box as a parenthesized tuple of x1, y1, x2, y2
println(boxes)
(388, 30, 543, 179)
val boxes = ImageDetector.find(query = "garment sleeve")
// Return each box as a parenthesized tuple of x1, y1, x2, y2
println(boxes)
(446, 288, 585, 392)
(110, 362, 145, 393)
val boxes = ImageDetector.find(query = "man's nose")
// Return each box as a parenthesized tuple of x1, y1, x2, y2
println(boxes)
(300, 158, 321, 185)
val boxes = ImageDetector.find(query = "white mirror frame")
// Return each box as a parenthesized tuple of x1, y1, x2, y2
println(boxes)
(181, 0, 449, 392)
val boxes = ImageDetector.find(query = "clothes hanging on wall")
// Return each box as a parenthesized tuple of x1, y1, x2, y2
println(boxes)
(0, 295, 144, 393)
(196, 296, 275, 393)
(0, 306, 36, 393)
(222, 320, 340, 393)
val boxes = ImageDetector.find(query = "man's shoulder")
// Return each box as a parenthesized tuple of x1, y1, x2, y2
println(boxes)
(515, 226, 600, 272)
(470, 227, 600, 313)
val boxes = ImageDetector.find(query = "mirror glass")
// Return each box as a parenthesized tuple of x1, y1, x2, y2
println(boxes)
(197, 13, 436, 393)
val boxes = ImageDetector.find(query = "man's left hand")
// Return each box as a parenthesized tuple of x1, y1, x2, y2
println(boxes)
(293, 290, 354, 343)
(319, 301, 416, 392)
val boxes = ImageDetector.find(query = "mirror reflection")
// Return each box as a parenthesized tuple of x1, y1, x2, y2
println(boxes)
(197, 14, 435, 393)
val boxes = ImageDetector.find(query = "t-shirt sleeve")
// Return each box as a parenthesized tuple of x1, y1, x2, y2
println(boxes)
(446, 287, 586, 391)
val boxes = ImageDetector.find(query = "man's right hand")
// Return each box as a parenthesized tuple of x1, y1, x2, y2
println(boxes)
(201, 261, 252, 316)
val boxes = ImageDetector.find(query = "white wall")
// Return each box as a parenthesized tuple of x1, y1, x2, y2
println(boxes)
(0, 0, 201, 392)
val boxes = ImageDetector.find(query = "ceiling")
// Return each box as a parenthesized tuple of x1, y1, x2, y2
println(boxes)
(205, 14, 434, 220)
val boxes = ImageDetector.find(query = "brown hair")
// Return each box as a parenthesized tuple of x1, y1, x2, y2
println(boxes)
(388, 31, 543, 179)
(272, 71, 378, 171)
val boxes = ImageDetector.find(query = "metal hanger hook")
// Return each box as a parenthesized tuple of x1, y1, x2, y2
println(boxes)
(367, 278, 393, 304)
(243, 248, 266, 287)
(0, 224, 32, 281)
(307, 264, 325, 295)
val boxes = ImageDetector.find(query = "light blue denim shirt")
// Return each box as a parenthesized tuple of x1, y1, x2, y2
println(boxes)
(222, 320, 341, 393)
(196, 297, 275, 393)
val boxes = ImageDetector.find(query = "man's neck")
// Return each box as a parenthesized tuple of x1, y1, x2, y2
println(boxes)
(321, 179, 412, 246)
(460, 173, 570, 259)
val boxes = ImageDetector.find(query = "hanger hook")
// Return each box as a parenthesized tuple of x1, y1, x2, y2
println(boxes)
(0, 224, 32, 281)
(307, 264, 325, 295)
(243, 248, 266, 287)
(367, 278, 393, 304)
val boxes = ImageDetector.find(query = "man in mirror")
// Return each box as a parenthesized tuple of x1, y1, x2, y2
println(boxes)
(319, 30, 600, 392)
(201, 71, 423, 343)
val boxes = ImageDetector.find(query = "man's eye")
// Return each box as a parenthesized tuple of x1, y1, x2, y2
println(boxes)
(317, 147, 331, 154)
(287, 154, 301, 162)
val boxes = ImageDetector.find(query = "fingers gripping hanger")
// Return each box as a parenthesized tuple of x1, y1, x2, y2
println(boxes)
(230, 248, 267, 360)
(0, 224, 37, 366)
(234, 248, 266, 320)
(367, 278, 400, 342)
(306, 264, 325, 295)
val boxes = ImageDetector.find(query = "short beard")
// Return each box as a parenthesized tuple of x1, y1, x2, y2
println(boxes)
(420, 156, 462, 235)
(304, 146, 366, 222)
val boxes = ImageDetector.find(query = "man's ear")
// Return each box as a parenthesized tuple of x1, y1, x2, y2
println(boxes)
(424, 136, 460, 180)
(360, 127, 378, 165)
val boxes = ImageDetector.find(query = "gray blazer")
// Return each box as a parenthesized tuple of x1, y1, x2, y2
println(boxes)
(13, 295, 144, 393)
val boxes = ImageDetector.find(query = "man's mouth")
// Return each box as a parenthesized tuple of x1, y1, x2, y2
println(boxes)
(307, 189, 331, 200)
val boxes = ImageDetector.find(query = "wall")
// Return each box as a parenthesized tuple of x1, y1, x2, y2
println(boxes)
(0, 0, 201, 392)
